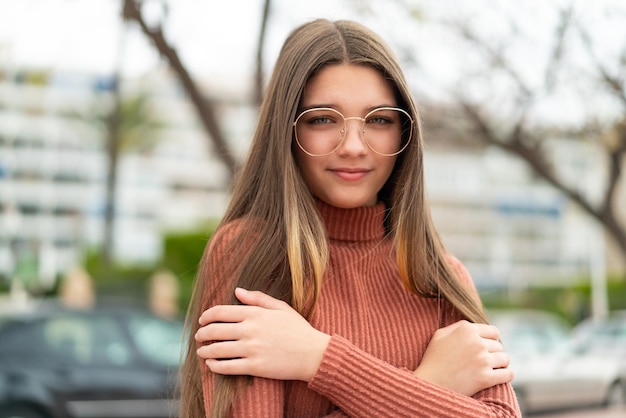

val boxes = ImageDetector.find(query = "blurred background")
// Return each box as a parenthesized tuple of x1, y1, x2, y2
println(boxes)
(0, 0, 624, 417)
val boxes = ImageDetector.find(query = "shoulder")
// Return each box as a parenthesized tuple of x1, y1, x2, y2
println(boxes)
(208, 216, 266, 253)
(210, 218, 246, 245)
(198, 216, 267, 306)
(444, 254, 469, 279)
(445, 254, 479, 300)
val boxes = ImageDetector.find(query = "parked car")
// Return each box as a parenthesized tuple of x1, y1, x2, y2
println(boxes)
(488, 309, 626, 415)
(571, 310, 626, 357)
(0, 300, 185, 418)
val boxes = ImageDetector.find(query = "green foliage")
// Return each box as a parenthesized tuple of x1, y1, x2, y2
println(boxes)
(23, 70, 49, 86)
(158, 222, 218, 311)
(81, 220, 218, 310)
(118, 94, 165, 153)
(80, 220, 624, 323)
(0, 275, 10, 293)
(481, 274, 626, 325)
(83, 249, 155, 304)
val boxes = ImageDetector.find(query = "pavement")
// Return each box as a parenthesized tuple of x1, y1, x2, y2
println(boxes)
(531, 406, 626, 417)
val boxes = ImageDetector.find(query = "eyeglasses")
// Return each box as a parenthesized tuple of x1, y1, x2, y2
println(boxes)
(293, 107, 414, 157)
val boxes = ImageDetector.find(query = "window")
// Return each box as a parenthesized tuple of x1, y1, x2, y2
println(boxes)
(127, 314, 184, 367)
(43, 315, 134, 367)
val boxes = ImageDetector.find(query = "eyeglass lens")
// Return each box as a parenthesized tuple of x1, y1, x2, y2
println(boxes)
(294, 107, 412, 156)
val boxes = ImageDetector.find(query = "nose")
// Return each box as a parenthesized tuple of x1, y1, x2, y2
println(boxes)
(338, 118, 368, 156)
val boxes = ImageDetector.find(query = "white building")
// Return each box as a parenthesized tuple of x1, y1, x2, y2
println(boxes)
(425, 146, 596, 289)
(0, 67, 618, 293)
(0, 68, 243, 291)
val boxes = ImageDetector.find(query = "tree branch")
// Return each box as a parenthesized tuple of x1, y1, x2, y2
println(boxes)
(459, 99, 626, 255)
(603, 121, 626, 218)
(254, 0, 272, 105)
(578, 25, 626, 110)
(122, 0, 239, 179)
(544, 6, 573, 92)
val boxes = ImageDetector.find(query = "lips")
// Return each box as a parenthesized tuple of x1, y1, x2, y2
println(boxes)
(330, 168, 370, 181)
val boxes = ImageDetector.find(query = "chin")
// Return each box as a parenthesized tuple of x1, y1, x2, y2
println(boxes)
(321, 194, 377, 209)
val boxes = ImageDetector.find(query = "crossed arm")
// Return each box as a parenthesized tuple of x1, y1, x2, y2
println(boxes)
(195, 288, 520, 417)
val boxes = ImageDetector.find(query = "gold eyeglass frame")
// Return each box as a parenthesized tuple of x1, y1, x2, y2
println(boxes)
(293, 106, 414, 157)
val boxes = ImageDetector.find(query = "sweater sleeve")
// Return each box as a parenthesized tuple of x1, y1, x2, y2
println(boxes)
(446, 254, 482, 306)
(308, 255, 521, 417)
(201, 362, 352, 418)
(308, 335, 520, 417)
(198, 220, 350, 417)
(198, 220, 286, 417)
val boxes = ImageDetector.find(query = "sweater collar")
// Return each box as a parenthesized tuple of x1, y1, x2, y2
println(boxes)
(315, 199, 388, 242)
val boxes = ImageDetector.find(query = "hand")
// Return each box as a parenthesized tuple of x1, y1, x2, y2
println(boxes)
(414, 320, 513, 396)
(195, 288, 331, 382)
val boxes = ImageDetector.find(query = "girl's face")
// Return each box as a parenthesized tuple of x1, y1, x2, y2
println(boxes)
(294, 64, 400, 209)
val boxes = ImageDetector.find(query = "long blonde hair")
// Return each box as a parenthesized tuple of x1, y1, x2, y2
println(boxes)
(179, 18, 488, 418)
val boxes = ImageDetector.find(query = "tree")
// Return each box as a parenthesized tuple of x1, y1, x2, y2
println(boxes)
(400, 1, 626, 268)
(120, 0, 273, 175)
(119, 0, 625, 270)
(121, 0, 240, 180)
(101, 17, 125, 266)
(101, 90, 165, 264)
(254, 0, 272, 105)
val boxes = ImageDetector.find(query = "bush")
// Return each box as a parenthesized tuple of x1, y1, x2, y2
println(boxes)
(481, 274, 626, 325)
(159, 224, 217, 311)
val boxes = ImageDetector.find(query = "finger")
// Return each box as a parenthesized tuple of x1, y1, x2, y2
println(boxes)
(489, 351, 511, 370)
(234, 287, 291, 311)
(487, 365, 515, 385)
(205, 357, 251, 376)
(195, 322, 243, 343)
(198, 305, 250, 326)
(475, 323, 500, 340)
(483, 338, 504, 353)
(197, 340, 247, 361)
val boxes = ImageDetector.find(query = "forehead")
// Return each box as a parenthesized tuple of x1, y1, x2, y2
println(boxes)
(301, 63, 397, 110)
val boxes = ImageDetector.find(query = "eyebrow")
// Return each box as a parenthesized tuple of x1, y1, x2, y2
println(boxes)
(299, 103, 399, 113)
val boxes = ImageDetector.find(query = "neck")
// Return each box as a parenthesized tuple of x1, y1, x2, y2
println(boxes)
(315, 199, 388, 242)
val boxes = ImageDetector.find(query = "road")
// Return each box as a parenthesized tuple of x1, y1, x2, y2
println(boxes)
(531, 406, 626, 417)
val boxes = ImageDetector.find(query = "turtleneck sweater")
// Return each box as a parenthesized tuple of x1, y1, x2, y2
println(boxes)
(199, 201, 521, 417)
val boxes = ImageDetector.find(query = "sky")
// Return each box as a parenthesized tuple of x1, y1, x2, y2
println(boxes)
(0, 0, 374, 78)
(1, 0, 624, 125)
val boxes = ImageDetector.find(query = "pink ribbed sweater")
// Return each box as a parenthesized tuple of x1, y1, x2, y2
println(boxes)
(200, 201, 521, 417)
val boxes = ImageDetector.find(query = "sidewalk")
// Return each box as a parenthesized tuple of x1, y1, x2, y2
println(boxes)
(532, 406, 626, 417)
